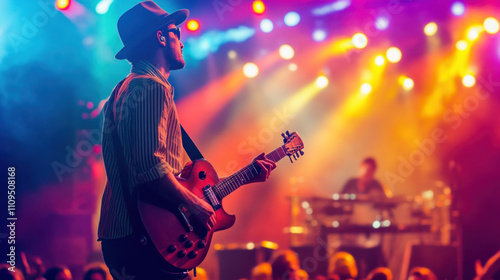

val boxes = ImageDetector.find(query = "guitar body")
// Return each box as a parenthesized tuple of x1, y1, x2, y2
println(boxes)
(136, 131, 304, 270)
(137, 159, 235, 270)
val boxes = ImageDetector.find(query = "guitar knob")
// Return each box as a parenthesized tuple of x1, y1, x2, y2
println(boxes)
(179, 234, 188, 242)
(167, 245, 177, 253)
(184, 240, 194, 248)
(197, 240, 206, 249)
(188, 251, 198, 259)
(177, 250, 187, 258)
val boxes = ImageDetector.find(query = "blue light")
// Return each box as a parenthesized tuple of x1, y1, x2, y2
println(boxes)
(185, 26, 256, 60)
(451, 2, 465, 16)
(312, 29, 326, 41)
(284, 12, 300, 27)
(96, 0, 113, 14)
(375, 16, 389, 30)
(312, 0, 351, 16)
(260, 19, 273, 33)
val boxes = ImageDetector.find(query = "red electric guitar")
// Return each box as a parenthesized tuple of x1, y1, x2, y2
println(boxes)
(137, 131, 304, 270)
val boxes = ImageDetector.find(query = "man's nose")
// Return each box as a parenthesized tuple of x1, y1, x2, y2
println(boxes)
(180, 42, 184, 49)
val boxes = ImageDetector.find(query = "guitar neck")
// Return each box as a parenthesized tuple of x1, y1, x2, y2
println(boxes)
(212, 145, 288, 200)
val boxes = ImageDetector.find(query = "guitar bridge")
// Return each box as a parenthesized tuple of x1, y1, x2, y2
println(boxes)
(203, 185, 221, 210)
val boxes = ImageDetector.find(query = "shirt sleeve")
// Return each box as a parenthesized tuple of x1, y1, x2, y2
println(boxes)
(128, 80, 173, 184)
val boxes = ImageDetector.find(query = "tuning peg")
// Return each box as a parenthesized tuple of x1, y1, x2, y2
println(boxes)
(295, 152, 300, 158)
(286, 130, 291, 136)
(288, 156, 293, 163)
(293, 154, 297, 161)
(300, 150, 304, 156)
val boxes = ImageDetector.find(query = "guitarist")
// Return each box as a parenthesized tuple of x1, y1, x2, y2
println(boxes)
(97, 1, 276, 280)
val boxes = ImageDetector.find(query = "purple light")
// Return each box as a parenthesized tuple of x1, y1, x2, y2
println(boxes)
(451, 2, 465, 16)
(375, 16, 389, 30)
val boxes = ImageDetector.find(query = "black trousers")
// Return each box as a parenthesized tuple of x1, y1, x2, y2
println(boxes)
(101, 235, 189, 280)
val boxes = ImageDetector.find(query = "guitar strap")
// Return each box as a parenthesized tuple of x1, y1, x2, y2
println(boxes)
(180, 125, 204, 161)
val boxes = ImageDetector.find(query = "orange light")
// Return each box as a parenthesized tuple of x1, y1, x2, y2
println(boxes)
(186, 19, 200, 32)
(252, 1, 265, 15)
(56, 0, 71, 10)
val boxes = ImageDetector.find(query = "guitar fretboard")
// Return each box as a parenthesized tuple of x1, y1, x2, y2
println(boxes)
(212, 145, 287, 200)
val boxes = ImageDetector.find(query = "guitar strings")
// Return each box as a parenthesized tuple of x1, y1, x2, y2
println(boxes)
(196, 145, 287, 202)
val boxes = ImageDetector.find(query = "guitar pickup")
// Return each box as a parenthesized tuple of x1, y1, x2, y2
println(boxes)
(203, 185, 221, 211)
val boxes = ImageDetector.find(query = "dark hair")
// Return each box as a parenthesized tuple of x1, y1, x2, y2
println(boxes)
(0, 267, 16, 280)
(370, 272, 388, 280)
(84, 267, 107, 280)
(362, 157, 377, 170)
(43, 266, 67, 280)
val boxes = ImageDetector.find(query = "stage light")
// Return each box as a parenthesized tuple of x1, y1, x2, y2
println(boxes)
(96, 0, 113, 14)
(316, 75, 329, 88)
(227, 50, 237, 59)
(312, 29, 327, 42)
(424, 22, 438, 36)
(386, 47, 402, 63)
(332, 221, 340, 228)
(252, 1, 265, 15)
(462, 74, 476, 87)
(260, 19, 273, 33)
(288, 63, 298, 72)
(243, 62, 259, 78)
(56, 0, 71, 10)
(451, 2, 465, 16)
(351, 33, 368, 49)
(374, 55, 385, 66)
(467, 26, 483, 41)
(185, 19, 200, 32)
(402, 77, 414, 90)
(312, 0, 351, 15)
(284, 12, 300, 27)
(375, 16, 389, 30)
(456, 40, 468, 51)
(372, 220, 381, 229)
(279, 44, 294, 60)
(246, 242, 255, 250)
(484, 17, 500, 34)
(382, 220, 391, 227)
(360, 83, 372, 95)
(332, 193, 340, 200)
(186, 26, 255, 60)
(301, 201, 310, 209)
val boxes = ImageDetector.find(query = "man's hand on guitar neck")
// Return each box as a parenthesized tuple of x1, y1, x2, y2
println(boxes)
(247, 152, 277, 184)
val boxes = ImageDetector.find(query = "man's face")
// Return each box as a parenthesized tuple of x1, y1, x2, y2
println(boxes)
(163, 23, 185, 70)
(358, 163, 375, 182)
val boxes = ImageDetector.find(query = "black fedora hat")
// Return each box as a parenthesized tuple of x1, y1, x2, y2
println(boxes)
(115, 1, 189, 60)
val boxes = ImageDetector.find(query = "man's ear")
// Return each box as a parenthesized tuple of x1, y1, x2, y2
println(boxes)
(157, 30, 166, 47)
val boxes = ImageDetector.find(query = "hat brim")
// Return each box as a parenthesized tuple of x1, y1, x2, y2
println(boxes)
(115, 9, 189, 60)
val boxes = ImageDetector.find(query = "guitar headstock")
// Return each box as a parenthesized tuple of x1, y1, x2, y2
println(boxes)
(282, 131, 304, 163)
